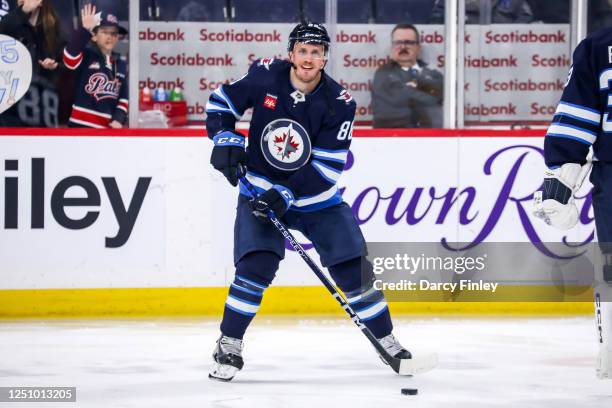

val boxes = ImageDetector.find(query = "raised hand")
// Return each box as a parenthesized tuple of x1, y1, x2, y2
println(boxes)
(81, 3, 100, 32)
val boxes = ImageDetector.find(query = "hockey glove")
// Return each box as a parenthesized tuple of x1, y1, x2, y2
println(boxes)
(250, 185, 295, 220)
(532, 162, 591, 230)
(210, 131, 247, 187)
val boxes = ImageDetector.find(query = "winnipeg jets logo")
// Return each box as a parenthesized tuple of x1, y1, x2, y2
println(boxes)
(274, 131, 299, 159)
(84, 73, 120, 102)
(337, 89, 353, 104)
(261, 119, 311, 171)
(258, 57, 275, 70)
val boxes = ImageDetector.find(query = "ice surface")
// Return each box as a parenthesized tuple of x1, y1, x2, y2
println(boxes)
(1, 317, 610, 407)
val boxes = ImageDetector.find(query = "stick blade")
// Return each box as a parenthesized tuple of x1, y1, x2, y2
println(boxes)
(396, 353, 438, 376)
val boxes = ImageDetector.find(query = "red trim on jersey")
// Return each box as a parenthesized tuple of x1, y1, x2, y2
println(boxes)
(63, 48, 83, 70)
(69, 106, 111, 128)
(117, 100, 128, 112)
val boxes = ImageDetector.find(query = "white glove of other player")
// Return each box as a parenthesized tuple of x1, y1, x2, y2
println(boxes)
(532, 162, 591, 230)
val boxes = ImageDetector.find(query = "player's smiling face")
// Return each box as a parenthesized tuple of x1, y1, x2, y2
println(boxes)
(289, 43, 326, 86)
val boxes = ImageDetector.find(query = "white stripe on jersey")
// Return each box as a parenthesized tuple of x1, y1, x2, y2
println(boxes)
(245, 172, 338, 208)
(312, 148, 349, 164)
(295, 185, 338, 207)
(347, 287, 377, 304)
(212, 88, 241, 119)
(556, 102, 601, 124)
(73, 105, 112, 118)
(312, 160, 342, 183)
(245, 172, 273, 191)
(226, 295, 260, 315)
(205, 101, 235, 115)
(68, 118, 105, 128)
(547, 124, 597, 144)
(355, 300, 388, 321)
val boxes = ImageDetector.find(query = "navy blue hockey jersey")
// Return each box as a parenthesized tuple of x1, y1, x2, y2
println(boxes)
(545, 27, 612, 167)
(206, 58, 356, 212)
(63, 27, 128, 128)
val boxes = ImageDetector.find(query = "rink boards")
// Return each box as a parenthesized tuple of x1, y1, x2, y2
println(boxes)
(0, 128, 595, 317)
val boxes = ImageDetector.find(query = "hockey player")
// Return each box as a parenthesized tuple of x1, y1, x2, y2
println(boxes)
(205, 22, 411, 381)
(62, 4, 128, 128)
(533, 27, 612, 379)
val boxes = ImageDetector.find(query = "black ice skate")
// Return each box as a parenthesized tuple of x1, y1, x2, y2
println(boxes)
(378, 333, 412, 362)
(209, 334, 244, 382)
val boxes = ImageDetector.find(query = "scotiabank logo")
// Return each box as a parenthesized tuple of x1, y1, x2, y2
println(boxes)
(139, 28, 185, 41)
(2, 158, 151, 248)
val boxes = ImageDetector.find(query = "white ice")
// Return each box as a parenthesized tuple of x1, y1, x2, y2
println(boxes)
(1, 317, 611, 407)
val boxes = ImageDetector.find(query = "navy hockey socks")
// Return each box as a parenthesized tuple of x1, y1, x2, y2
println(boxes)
(220, 251, 280, 339)
(344, 285, 393, 339)
(220, 274, 267, 339)
(329, 257, 393, 339)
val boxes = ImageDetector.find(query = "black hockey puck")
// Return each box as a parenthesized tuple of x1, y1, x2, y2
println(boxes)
(401, 388, 418, 395)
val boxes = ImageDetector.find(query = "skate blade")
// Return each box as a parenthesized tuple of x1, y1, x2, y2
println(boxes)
(209, 362, 240, 382)
(398, 353, 438, 376)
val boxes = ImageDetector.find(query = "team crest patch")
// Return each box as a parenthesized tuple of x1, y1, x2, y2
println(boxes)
(84, 72, 120, 102)
(258, 57, 275, 70)
(261, 118, 311, 171)
(337, 89, 353, 103)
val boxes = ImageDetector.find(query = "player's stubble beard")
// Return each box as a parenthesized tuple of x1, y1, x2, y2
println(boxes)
(289, 59, 325, 93)
(291, 64, 322, 83)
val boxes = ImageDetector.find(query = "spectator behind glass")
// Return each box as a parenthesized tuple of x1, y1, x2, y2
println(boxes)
(63, 4, 128, 128)
(0, 0, 64, 127)
(371, 23, 443, 128)
(430, 0, 533, 24)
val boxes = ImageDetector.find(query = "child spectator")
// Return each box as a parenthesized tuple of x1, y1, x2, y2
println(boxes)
(63, 3, 128, 128)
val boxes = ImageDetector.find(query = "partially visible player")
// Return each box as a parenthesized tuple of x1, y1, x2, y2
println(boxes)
(533, 27, 612, 379)
(205, 22, 411, 381)
(63, 4, 128, 128)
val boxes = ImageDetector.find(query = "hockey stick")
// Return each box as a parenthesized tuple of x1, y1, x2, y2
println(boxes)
(236, 166, 437, 375)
